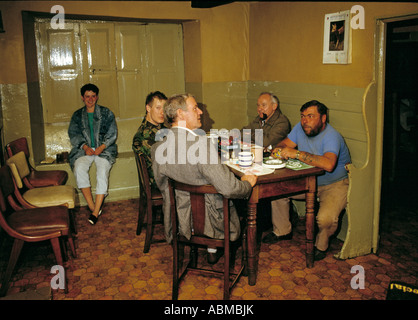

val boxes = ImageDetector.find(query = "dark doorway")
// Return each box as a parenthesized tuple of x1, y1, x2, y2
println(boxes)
(381, 18, 418, 213)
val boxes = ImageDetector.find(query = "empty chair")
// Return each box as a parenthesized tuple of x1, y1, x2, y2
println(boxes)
(6, 151, 77, 233)
(6, 137, 68, 188)
(0, 165, 76, 297)
(168, 179, 246, 300)
(134, 152, 164, 253)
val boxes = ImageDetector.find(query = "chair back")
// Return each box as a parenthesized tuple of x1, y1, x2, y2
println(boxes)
(6, 137, 30, 159)
(134, 152, 164, 250)
(134, 152, 152, 202)
(0, 191, 14, 238)
(0, 166, 15, 212)
(169, 179, 243, 300)
(5, 151, 30, 188)
(0, 166, 24, 238)
(0, 160, 25, 211)
(168, 179, 230, 243)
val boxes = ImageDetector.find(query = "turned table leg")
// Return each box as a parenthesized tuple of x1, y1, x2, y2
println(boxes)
(246, 196, 258, 286)
(305, 176, 317, 268)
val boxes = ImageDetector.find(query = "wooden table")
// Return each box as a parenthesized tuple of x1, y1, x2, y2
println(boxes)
(230, 166, 324, 286)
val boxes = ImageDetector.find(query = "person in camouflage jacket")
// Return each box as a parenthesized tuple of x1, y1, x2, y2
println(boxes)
(132, 91, 167, 189)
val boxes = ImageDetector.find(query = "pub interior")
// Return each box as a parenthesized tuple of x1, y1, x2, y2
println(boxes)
(0, 1, 417, 301)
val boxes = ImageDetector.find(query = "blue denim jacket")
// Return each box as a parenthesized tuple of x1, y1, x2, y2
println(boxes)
(68, 104, 118, 168)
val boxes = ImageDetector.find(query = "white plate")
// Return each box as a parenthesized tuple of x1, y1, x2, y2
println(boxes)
(263, 159, 286, 169)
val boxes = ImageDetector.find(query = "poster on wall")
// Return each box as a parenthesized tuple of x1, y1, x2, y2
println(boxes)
(323, 10, 352, 64)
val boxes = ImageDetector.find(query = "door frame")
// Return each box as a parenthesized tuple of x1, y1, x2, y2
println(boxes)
(374, 12, 418, 249)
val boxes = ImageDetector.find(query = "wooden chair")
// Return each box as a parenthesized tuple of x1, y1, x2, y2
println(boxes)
(134, 152, 164, 253)
(6, 137, 68, 188)
(0, 165, 76, 297)
(6, 151, 77, 234)
(168, 179, 247, 300)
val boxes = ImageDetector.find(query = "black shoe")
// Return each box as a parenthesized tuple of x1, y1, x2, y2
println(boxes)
(87, 207, 103, 225)
(262, 231, 292, 244)
(88, 214, 98, 225)
(314, 248, 327, 261)
(207, 250, 223, 264)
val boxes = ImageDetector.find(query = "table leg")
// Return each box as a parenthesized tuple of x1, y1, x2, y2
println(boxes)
(246, 202, 257, 285)
(305, 177, 316, 268)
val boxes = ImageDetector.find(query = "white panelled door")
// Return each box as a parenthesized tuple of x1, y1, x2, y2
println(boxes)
(36, 19, 185, 123)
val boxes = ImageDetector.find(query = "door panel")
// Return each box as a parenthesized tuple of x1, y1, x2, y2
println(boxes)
(147, 24, 185, 95)
(81, 23, 119, 115)
(115, 24, 148, 118)
(36, 21, 83, 122)
(36, 20, 185, 127)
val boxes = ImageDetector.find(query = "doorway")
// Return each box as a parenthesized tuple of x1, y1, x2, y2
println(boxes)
(381, 18, 418, 213)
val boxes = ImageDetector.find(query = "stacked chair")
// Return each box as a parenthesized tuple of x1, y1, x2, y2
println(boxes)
(0, 165, 76, 297)
(6, 137, 68, 188)
(5, 151, 77, 234)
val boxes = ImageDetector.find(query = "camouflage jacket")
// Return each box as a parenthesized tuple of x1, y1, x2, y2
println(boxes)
(132, 117, 166, 189)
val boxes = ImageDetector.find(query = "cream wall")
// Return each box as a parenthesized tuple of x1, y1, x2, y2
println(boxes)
(3, 1, 417, 144)
(0, 1, 249, 85)
(249, 1, 418, 87)
(247, 1, 418, 167)
(2, 1, 418, 88)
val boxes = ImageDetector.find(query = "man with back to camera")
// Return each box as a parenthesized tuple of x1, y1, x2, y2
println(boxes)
(151, 93, 257, 264)
(68, 83, 118, 225)
(132, 91, 167, 189)
(263, 100, 351, 261)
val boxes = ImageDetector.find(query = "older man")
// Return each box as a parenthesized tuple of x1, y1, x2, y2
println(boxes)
(264, 100, 351, 261)
(152, 93, 257, 264)
(243, 92, 291, 148)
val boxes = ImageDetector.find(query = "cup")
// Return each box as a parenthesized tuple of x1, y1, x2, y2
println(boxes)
(238, 151, 254, 168)
(251, 145, 263, 164)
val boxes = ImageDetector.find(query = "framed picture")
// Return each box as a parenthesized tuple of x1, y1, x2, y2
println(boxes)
(323, 10, 352, 64)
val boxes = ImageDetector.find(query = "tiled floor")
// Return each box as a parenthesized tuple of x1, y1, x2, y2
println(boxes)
(0, 197, 416, 300)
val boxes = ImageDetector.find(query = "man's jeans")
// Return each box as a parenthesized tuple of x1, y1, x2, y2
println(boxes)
(271, 178, 349, 251)
(73, 155, 112, 195)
